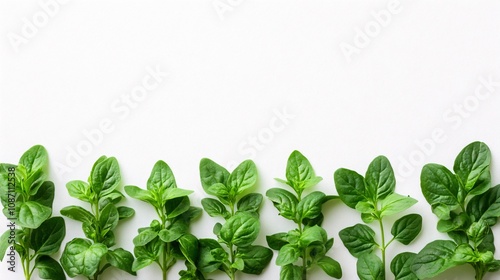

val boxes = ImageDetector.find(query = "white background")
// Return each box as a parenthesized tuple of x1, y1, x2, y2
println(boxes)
(1, 0, 500, 279)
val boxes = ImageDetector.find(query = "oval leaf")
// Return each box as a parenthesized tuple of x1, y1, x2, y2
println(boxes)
(391, 214, 422, 245)
(365, 155, 395, 201)
(339, 224, 376, 257)
(220, 212, 260, 247)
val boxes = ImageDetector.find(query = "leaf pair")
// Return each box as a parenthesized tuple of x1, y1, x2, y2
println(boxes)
(199, 158, 272, 279)
(267, 151, 342, 280)
(125, 160, 203, 279)
(0, 145, 66, 280)
(412, 142, 500, 279)
(60, 156, 135, 279)
(334, 156, 421, 280)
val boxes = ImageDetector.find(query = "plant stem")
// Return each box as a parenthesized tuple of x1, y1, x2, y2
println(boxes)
(474, 263, 485, 280)
(378, 218, 386, 275)
(228, 243, 236, 280)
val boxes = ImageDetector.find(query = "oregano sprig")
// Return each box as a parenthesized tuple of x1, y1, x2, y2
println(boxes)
(60, 156, 135, 279)
(266, 150, 342, 280)
(197, 158, 273, 280)
(0, 145, 66, 280)
(412, 141, 500, 280)
(334, 155, 422, 280)
(124, 160, 203, 280)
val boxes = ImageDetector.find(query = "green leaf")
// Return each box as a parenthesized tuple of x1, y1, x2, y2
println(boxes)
(179, 233, 199, 265)
(266, 232, 289, 250)
(299, 225, 327, 247)
(124, 185, 155, 204)
(339, 224, 377, 257)
(66, 180, 91, 202)
(220, 212, 260, 247)
(19, 145, 48, 174)
(437, 212, 469, 233)
(206, 183, 231, 202)
(285, 150, 319, 192)
(147, 160, 177, 191)
(117, 206, 135, 220)
(237, 245, 273, 275)
(380, 194, 417, 217)
(228, 160, 258, 195)
(90, 156, 121, 196)
(32, 181, 55, 208)
(232, 257, 245, 270)
(390, 252, 418, 280)
(100, 191, 124, 205)
(477, 230, 495, 253)
(60, 206, 94, 224)
(18, 201, 52, 228)
(198, 238, 224, 273)
(60, 238, 108, 277)
(467, 184, 500, 226)
(199, 158, 230, 192)
(453, 141, 491, 194)
(132, 257, 155, 271)
(411, 240, 458, 279)
(165, 195, 191, 218)
(179, 206, 202, 222)
(357, 253, 384, 280)
(317, 256, 342, 279)
(31, 217, 66, 255)
(276, 244, 300, 266)
(467, 220, 490, 246)
(159, 220, 188, 242)
(99, 203, 119, 233)
(237, 193, 263, 213)
(0, 230, 11, 261)
(133, 228, 158, 246)
(106, 248, 136, 275)
(365, 155, 395, 201)
(421, 164, 461, 208)
(266, 188, 299, 221)
(35, 255, 66, 280)
(452, 244, 477, 264)
(297, 191, 326, 221)
(334, 168, 367, 209)
(391, 214, 422, 245)
(163, 187, 193, 201)
(280, 264, 302, 280)
(201, 198, 229, 218)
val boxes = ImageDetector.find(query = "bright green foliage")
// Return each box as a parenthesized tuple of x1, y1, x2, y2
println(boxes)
(60, 156, 135, 279)
(125, 160, 203, 280)
(198, 158, 272, 280)
(412, 141, 500, 280)
(267, 151, 342, 280)
(334, 155, 421, 280)
(0, 145, 66, 280)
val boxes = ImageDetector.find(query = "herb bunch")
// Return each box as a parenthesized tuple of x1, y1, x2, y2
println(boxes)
(198, 158, 272, 280)
(0, 145, 66, 280)
(124, 160, 203, 280)
(266, 150, 342, 280)
(334, 155, 422, 280)
(60, 156, 135, 279)
(412, 141, 500, 280)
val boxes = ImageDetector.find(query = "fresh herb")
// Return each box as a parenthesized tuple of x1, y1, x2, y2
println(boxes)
(198, 158, 272, 280)
(60, 156, 135, 279)
(334, 155, 421, 280)
(0, 145, 66, 280)
(266, 150, 342, 280)
(411, 141, 500, 280)
(124, 160, 203, 280)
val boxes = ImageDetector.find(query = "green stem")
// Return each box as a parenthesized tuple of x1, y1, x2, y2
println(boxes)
(228, 243, 236, 280)
(474, 263, 485, 280)
(378, 218, 386, 275)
